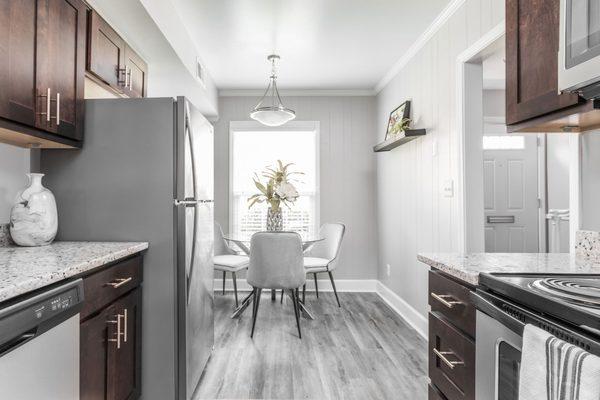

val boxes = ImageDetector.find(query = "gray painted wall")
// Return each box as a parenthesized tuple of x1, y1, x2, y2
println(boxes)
(581, 131, 600, 231)
(215, 95, 378, 279)
(376, 1, 505, 318)
(0, 144, 30, 223)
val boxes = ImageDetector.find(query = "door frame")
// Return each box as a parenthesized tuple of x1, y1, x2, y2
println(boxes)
(456, 21, 505, 252)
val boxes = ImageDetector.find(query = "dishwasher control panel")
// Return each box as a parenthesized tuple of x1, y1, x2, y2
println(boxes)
(0, 279, 84, 351)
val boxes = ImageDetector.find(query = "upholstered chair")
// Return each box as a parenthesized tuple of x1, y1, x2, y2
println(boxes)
(303, 223, 346, 307)
(247, 232, 305, 338)
(213, 222, 249, 307)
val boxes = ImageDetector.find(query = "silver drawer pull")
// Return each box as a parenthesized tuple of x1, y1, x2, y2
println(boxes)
(123, 308, 128, 343)
(107, 313, 124, 349)
(431, 293, 463, 308)
(433, 348, 464, 369)
(106, 277, 132, 288)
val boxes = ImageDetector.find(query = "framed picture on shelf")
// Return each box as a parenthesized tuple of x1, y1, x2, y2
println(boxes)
(385, 100, 411, 140)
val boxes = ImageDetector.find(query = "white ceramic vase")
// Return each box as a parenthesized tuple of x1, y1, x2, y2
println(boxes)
(10, 173, 58, 246)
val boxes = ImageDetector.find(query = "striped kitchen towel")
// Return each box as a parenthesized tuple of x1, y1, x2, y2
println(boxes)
(519, 324, 600, 400)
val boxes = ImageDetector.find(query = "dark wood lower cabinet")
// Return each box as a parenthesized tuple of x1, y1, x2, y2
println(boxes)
(80, 256, 143, 400)
(428, 270, 476, 400)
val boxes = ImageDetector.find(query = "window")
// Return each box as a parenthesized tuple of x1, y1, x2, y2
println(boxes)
(230, 122, 319, 240)
(483, 135, 525, 150)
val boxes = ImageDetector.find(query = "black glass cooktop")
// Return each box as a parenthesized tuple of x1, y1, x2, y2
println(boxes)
(479, 273, 600, 333)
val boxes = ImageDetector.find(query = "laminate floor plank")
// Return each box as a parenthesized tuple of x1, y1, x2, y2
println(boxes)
(195, 292, 427, 400)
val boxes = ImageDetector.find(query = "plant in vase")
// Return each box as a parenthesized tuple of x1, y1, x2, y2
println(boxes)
(248, 160, 302, 231)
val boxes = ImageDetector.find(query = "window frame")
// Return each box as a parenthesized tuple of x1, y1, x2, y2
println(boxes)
(228, 120, 321, 237)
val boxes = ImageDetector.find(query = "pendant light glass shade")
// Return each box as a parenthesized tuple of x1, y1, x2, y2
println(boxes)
(250, 55, 296, 127)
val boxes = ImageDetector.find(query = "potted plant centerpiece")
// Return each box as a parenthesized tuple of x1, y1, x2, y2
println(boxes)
(248, 160, 302, 231)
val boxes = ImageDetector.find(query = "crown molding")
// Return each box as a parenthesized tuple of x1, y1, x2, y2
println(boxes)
(219, 88, 376, 97)
(375, 0, 467, 93)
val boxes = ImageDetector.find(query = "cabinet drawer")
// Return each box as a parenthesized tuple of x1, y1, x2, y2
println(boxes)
(80, 256, 142, 320)
(429, 312, 475, 400)
(429, 270, 475, 337)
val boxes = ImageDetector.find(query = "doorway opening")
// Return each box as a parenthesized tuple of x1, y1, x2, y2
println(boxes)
(457, 23, 572, 254)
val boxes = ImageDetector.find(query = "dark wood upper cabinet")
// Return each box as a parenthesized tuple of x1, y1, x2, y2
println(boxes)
(0, 0, 37, 128)
(122, 46, 148, 98)
(87, 10, 126, 91)
(506, 0, 581, 126)
(35, 0, 86, 141)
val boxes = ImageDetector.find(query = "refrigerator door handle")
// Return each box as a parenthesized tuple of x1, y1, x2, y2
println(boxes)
(174, 199, 214, 206)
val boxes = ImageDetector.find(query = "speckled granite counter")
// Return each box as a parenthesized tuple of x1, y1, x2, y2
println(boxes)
(0, 241, 148, 303)
(417, 253, 600, 286)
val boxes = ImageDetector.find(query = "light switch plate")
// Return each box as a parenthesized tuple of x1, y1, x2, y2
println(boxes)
(443, 179, 454, 197)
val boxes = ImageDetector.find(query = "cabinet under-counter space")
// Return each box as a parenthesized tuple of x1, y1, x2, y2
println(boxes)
(419, 252, 600, 400)
(0, 241, 148, 400)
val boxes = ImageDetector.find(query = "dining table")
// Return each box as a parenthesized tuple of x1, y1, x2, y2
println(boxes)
(223, 233, 324, 320)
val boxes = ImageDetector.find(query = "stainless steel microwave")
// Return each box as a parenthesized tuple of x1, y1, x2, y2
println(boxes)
(558, 0, 600, 98)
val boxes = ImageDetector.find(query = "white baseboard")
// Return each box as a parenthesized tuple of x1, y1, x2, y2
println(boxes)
(214, 278, 378, 293)
(213, 278, 428, 340)
(375, 281, 428, 340)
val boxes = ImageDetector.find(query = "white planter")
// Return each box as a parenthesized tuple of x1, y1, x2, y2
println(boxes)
(10, 173, 58, 246)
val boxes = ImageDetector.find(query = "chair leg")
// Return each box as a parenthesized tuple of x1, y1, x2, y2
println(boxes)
(291, 289, 302, 339)
(222, 271, 226, 295)
(232, 272, 238, 307)
(251, 288, 262, 338)
(328, 271, 341, 307)
(314, 273, 319, 298)
(280, 289, 284, 303)
(302, 284, 306, 303)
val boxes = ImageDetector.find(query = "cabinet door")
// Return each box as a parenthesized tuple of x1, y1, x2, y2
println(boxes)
(35, 0, 86, 140)
(87, 10, 126, 91)
(108, 289, 142, 400)
(81, 303, 118, 400)
(123, 46, 147, 98)
(0, 0, 37, 127)
(506, 0, 581, 125)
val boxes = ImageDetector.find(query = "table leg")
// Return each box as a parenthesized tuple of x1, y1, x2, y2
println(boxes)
(231, 291, 253, 319)
(271, 289, 277, 301)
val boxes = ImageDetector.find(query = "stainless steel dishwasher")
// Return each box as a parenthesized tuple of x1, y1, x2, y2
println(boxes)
(0, 279, 84, 400)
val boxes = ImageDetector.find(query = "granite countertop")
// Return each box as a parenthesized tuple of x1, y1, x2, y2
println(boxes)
(417, 253, 600, 286)
(0, 241, 148, 303)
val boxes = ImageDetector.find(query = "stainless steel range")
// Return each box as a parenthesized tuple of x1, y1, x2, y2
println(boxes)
(473, 273, 600, 400)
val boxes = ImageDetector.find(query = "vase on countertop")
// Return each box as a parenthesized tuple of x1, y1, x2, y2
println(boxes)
(266, 207, 283, 232)
(9, 173, 58, 246)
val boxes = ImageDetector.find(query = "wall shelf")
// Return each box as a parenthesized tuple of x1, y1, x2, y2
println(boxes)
(373, 129, 426, 152)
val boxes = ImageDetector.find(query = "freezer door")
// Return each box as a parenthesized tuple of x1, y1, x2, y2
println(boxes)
(175, 97, 214, 400)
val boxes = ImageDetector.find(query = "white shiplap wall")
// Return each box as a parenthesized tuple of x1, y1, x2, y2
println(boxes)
(376, 0, 505, 317)
(215, 95, 378, 279)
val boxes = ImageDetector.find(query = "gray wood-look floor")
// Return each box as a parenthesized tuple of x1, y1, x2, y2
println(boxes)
(195, 291, 428, 400)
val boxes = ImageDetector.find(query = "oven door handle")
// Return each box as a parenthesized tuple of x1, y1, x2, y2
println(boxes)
(471, 292, 526, 336)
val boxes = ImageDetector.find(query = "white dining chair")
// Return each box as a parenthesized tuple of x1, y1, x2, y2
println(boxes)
(247, 232, 305, 338)
(303, 223, 346, 307)
(213, 222, 249, 307)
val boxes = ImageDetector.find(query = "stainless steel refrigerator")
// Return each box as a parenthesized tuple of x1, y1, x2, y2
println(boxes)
(40, 97, 214, 400)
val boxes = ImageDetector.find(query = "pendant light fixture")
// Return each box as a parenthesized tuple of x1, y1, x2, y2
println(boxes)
(250, 54, 296, 127)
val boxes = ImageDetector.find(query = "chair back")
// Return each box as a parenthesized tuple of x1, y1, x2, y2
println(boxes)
(247, 232, 305, 289)
(308, 223, 345, 267)
(214, 222, 234, 256)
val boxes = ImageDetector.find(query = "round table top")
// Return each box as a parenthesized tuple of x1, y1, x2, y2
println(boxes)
(223, 233, 324, 244)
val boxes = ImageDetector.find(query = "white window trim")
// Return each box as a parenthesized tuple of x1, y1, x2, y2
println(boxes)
(228, 120, 321, 236)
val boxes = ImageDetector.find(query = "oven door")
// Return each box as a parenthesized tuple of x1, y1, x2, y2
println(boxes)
(476, 309, 522, 400)
(559, 0, 600, 93)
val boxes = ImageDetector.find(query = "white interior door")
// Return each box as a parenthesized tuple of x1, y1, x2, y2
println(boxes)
(483, 135, 539, 252)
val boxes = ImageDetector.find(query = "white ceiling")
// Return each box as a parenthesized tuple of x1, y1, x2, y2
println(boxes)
(171, 0, 451, 90)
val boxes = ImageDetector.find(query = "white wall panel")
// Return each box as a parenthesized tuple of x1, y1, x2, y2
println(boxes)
(376, 2, 505, 317)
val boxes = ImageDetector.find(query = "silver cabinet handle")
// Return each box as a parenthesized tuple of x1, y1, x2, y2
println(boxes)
(126, 67, 131, 88)
(106, 277, 132, 288)
(431, 293, 463, 308)
(129, 70, 133, 90)
(55, 93, 60, 125)
(108, 313, 124, 349)
(37, 88, 51, 122)
(433, 348, 464, 369)
(123, 308, 128, 343)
